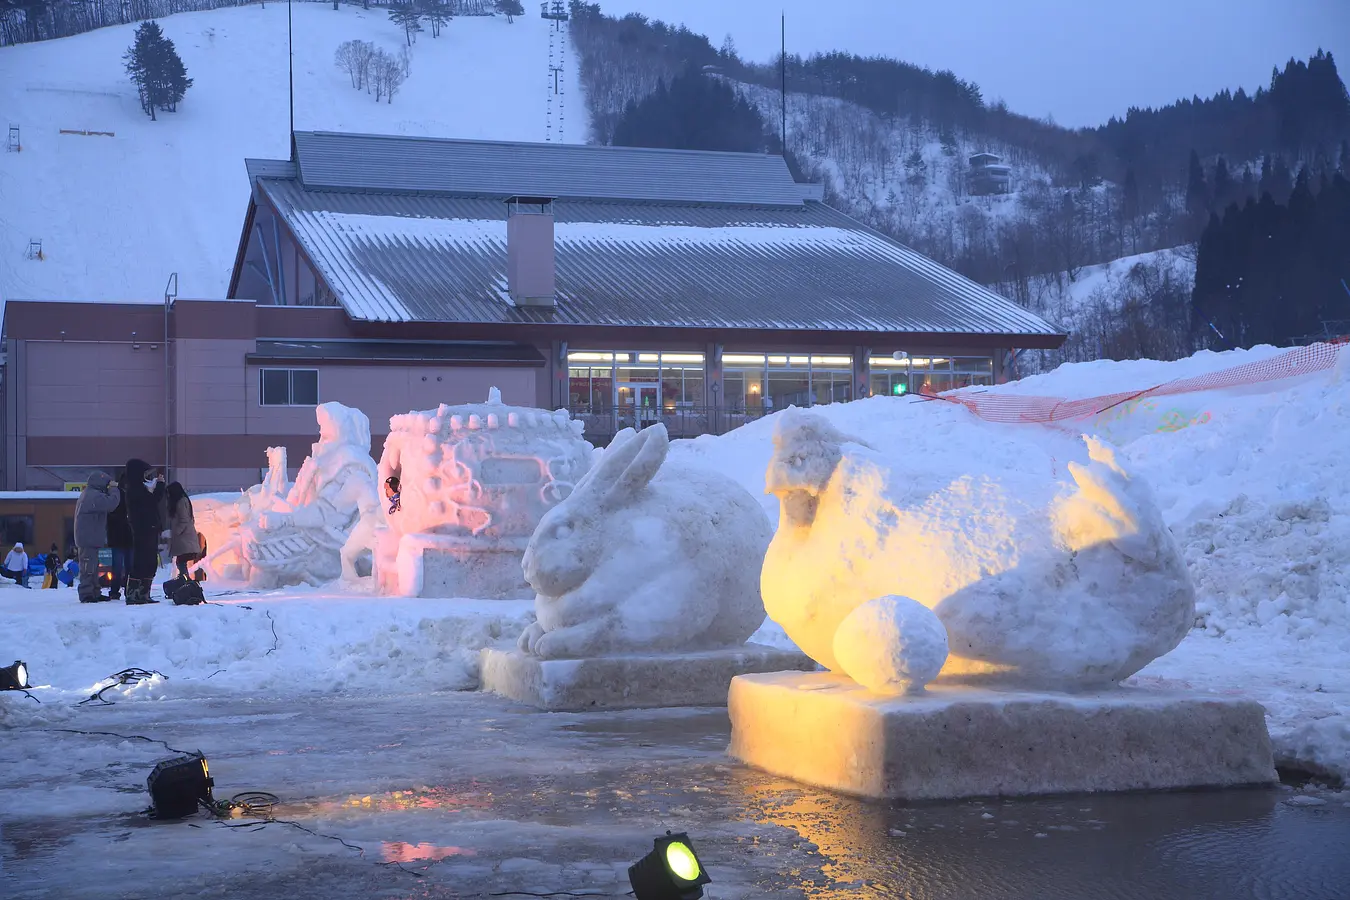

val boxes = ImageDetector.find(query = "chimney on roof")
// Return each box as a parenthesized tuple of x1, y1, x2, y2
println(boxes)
(506, 197, 556, 307)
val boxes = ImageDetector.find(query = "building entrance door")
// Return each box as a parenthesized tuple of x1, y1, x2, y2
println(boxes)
(616, 384, 659, 430)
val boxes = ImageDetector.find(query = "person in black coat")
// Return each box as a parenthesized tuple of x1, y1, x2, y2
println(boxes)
(106, 471, 135, 601)
(122, 458, 165, 605)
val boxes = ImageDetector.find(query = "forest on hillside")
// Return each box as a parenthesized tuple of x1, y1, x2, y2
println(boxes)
(568, 1, 1350, 361)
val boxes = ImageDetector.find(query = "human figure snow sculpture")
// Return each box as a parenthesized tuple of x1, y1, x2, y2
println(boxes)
(376, 387, 593, 599)
(517, 423, 773, 660)
(762, 410, 1195, 692)
(195, 404, 380, 588)
(244, 403, 381, 588)
(194, 446, 291, 581)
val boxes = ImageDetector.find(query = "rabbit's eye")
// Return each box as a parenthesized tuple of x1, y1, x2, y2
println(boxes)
(555, 524, 573, 539)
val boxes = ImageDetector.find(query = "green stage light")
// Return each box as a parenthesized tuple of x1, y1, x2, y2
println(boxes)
(628, 831, 711, 900)
(0, 660, 29, 691)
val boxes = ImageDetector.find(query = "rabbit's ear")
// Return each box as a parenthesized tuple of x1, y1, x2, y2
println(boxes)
(602, 424, 668, 508)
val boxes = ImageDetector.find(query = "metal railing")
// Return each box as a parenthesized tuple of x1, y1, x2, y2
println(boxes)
(567, 405, 775, 442)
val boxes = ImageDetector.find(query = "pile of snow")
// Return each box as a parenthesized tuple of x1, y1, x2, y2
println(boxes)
(0, 5, 586, 306)
(0, 581, 534, 700)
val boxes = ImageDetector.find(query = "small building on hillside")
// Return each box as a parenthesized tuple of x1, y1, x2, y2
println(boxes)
(969, 152, 1014, 195)
(1, 132, 1062, 492)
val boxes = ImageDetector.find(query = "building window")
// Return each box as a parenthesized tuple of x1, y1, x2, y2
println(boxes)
(867, 355, 994, 396)
(723, 352, 854, 410)
(566, 351, 706, 410)
(259, 368, 320, 406)
(0, 515, 35, 546)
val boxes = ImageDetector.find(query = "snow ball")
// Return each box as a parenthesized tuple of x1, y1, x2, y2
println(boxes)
(833, 595, 949, 695)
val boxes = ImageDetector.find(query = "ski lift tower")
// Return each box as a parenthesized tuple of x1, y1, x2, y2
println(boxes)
(542, 1, 570, 142)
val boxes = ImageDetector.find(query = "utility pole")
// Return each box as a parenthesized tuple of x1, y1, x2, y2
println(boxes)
(288, 0, 295, 150)
(780, 13, 787, 156)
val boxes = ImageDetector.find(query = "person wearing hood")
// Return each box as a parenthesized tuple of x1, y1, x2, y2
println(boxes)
(2, 542, 30, 587)
(123, 458, 165, 605)
(74, 470, 121, 603)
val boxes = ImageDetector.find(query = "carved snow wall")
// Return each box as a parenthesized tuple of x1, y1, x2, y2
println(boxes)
(376, 388, 594, 600)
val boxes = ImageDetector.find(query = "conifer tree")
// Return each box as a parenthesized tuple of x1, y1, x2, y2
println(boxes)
(1185, 149, 1209, 221)
(496, 0, 524, 21)
(123, 21, 191, 120)
(389, 1, 422, 45)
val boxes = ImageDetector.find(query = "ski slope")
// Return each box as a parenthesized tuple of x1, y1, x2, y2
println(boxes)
(0, 5, 586, 306)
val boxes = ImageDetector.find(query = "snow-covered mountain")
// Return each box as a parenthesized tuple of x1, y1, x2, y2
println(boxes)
(0, 5, 585, 304)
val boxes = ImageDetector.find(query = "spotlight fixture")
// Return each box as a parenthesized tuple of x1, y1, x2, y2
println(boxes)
(628, 831, 711, 900)
(147, 752, 214, 819)
(0, 660, 29, 691)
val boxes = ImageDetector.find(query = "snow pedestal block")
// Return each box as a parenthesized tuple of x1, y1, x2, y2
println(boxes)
(728, 672, 1278, 801)
(480, 645, 817, 711)
(398, 533, 532, 600)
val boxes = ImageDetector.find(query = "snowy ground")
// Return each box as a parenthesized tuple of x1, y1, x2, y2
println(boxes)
(0, 5, 586, 306)
(3, 345, 1349, 895)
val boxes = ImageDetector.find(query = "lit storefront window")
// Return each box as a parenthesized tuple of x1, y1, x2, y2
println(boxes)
(568, 351, 706, 410)
(867, 355, 994, 396)
(724, 353, 854, 410)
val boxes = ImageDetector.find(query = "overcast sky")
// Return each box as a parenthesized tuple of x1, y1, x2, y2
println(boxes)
(600, 0, 1350, 128)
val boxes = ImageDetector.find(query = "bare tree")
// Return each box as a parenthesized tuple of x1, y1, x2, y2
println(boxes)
(334, 39, 361, 88)
(353, 39, 375, 91)
(369, 48, 405, 104)
(335, 39, 377, 91)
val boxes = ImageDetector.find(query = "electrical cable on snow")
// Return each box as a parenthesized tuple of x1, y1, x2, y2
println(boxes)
(39, 727, 193, 756)
(79, 667, 166, 706)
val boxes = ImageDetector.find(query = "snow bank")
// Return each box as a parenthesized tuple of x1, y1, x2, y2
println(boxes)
(1, 579, 534, 701)
(673, 342, 1350, 781)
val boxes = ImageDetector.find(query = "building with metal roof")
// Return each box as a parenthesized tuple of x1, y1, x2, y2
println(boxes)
(0, 133, 1064, 493)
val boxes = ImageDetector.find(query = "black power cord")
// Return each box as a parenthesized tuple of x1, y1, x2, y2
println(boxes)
(39, 727, 193, 756)
(79, 668, 166, 706)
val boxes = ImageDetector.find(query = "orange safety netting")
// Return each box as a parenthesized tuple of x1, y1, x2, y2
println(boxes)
(932, 340, 1346, 425)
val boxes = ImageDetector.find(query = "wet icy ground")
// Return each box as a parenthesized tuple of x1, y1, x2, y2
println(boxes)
(4, 688, 1349, 900)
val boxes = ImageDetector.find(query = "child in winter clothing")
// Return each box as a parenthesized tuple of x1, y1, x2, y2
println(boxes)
(43, 543, 60, 588)
(75, 470, 122, 603)
(2, 543, 30, 587)
(385, 476, 401, 515)
(58, 551, 78, 587)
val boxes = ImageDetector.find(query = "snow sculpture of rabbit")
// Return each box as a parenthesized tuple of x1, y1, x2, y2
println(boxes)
(518, 424, 773, 660)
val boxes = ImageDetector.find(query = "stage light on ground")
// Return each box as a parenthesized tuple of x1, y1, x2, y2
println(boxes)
(147, 752, 214, 819)
(628, 832, 711, 900)
(0, 660, 29, 691)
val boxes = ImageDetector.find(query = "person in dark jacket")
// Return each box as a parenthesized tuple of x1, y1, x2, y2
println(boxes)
(123, 458, 164, 605)
(44, 542, 61, 588)
(74, 470, 121, 603)
(166, 482, 200, 579)
(106, 469, 135, 601)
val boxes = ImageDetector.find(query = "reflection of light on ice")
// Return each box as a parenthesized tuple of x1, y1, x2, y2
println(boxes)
(313, 786, 495, 815)
(381, 842, 477, 864)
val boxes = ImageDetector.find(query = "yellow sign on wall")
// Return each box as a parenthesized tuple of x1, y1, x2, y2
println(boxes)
(64, 482, 87, 492)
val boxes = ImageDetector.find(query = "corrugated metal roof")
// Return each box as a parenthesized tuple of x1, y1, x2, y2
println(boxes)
(245, 157, 298, 182)
(259, 179, 1061, 338)
(290, 132, 805, 207)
